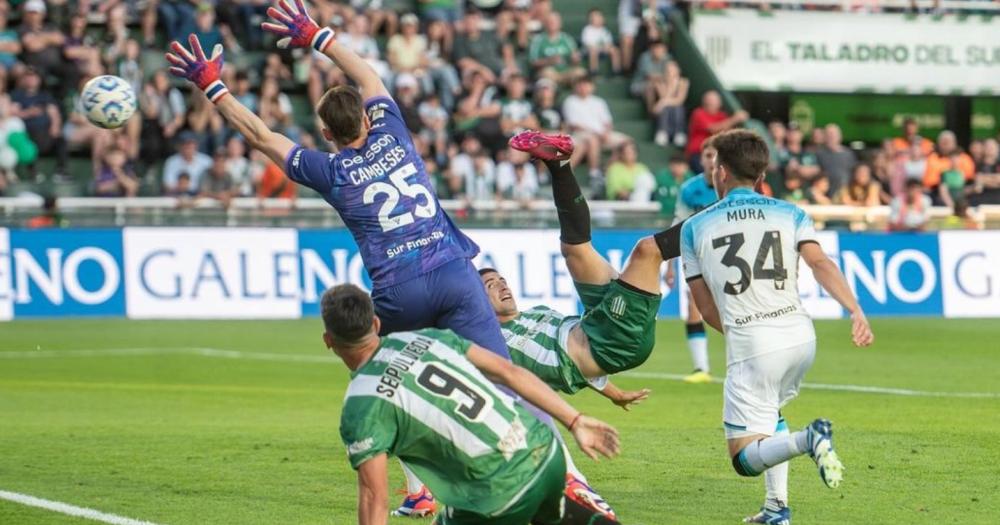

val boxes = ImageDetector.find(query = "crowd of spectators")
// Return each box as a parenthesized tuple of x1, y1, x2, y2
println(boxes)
(0, 0, 996, 234)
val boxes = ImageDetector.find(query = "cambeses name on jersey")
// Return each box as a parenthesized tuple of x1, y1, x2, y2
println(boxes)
(681, 189, 816, 364)
(283, 97, 477, 288)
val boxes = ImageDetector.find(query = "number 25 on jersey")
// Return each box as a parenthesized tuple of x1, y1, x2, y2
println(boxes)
(363, 163, 437, 232)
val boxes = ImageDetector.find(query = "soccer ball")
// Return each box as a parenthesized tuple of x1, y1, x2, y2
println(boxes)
(80, 75, 137, 129)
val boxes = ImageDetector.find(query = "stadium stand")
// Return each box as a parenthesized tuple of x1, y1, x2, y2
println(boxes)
(0, 0, 997, 231)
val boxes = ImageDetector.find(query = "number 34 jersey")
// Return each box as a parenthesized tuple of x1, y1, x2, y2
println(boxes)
(681, 188, 817, 364)
(340, 328, 555, 516)
(284, 96, 477, 289)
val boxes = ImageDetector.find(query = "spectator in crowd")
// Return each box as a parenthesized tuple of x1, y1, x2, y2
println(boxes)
(969, 138, 1000, 205)
(262, 51, 292, 83)
(655, 155, 691, 219)
(454, 69, 503, 152)
(581, 8, 621, 75)
(216, 0, 271, 50)
(63, 14, 101, 86)
(0, 10, 21, 89)
(685, 90, 748, 172)
(782, 125, 820, 184)
(496, 147, 539, 204)
(499, 73, 538, 137)
(969, 139, 985, 166)
(631, 39, 669, 109)
(101, 3, 131, 65)
(451, 134, 496, 201)
(94, 146, 139, 197)
(651, 60, 688, 148)
(167, 172, 196, 198)
(256, 155, 297, 203)
(355, 0, 399, 37)
(19, 1, 67, 85)
(815, 123, 856, 198)
(26, 195, 65, 228)
(145, 70, 187, 145)
(936, 151, 973, 210)
(418, 92, 451, 165)
(163, 132, 212, 194)
(258, 75, 300, 142)
(889, 179, 932, 231)
(781, 174, 809, 205)
(393, 73, 423, 133)
(115, 39, 144, 100)
(11, 68, 65, 179)
(387, 14, 429, 91)
(223, 136, 252, 197)
(618, 0, 642, 71)
(199, 148, 237, 207)
(187, 90, 229, 154)
(337, 15, 391, 83)
(156, 0, 199, 43)
(767, 120, 788, 174)
(232, 71, 259, 113)
(808, 126, 826, 154)
(60, 78, 114, 175)
(923, 130, 974, 199)
(892, 117, 934, 156)
(605, 141, 655, 202)
(529, 12, 585, 86)
(837, 163, 881, 207)
(420, 0, 462, 26)
(563, 76, 630, 188)
(809, 175, 833, 205)
(422, 18, 462, 110)
(453, 8, 510, 79)
(533, 78, 562, 133)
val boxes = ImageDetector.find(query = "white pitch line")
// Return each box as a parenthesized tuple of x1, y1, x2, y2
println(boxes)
(3, 347, 998, 399)
(0, 489, 163, 525)
(621, 371, 1000, 399)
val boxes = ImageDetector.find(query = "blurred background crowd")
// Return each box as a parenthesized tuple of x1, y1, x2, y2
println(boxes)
(0, 0, 996, 232)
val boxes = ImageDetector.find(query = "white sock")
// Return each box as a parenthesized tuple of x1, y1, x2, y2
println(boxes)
(764, 419, 790, 506)
(562, 441, 587, 483)
(688, 335, 709, 372)
(400, 461, 423, 493)
(739, 429, 810, 475)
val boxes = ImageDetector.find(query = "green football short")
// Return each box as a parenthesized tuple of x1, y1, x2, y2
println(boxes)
(434, 440, 566, 525)
(575, 280, 661, 374)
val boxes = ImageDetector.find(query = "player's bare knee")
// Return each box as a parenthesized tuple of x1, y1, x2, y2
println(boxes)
(631, 236, 661, 262)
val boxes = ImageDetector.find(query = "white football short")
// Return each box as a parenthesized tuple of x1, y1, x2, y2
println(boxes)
(723, 340, 817, 439)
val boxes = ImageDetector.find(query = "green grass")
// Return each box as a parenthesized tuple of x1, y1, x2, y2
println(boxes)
(1, 319, 999, 524)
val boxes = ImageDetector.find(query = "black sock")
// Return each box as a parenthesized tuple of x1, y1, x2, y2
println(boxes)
(545, 159, 591, 245)
(685, 321, 706, 338)
(653, 220, 685, 260)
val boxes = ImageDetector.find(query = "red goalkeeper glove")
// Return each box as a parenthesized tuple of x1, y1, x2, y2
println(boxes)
(262, 0, 335, 52)
(165, 34, 229, 103)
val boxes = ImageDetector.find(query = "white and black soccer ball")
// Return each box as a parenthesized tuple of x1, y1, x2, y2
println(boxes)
(81, 75, 137, 129)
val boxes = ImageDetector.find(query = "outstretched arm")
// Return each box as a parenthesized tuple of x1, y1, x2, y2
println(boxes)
(166, 35, 294, 167)
(262, 0, 389, 100)
(799, 242, 874, 347)
(355, 453, 389, 525)
(467, 345, 620, 461)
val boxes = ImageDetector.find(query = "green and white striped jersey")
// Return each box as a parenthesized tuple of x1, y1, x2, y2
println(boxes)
(340, 328, 557, 517)
(501, 306, 594, 394)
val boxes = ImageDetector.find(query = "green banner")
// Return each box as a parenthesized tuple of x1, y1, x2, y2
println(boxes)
(789, 94, 945, 144)
(972, 97, 1000, 140)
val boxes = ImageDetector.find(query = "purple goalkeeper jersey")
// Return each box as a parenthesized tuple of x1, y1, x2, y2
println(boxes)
(284, 96, 478, 289)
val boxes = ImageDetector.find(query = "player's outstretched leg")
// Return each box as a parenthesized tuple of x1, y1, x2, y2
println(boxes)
(510, 130, 617, 286)
(393, 462, 437, 517)
(731, 419, 844, 490)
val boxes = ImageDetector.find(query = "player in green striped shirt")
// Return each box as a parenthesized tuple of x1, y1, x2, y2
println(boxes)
(491, 131, 686, 396)
(324, 284, 621, 525)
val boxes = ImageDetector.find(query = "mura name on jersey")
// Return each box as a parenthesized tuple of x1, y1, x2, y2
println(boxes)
(375, 335, 433, 398)
(716, 194, 775, 222)
(341, 134, 409, 186)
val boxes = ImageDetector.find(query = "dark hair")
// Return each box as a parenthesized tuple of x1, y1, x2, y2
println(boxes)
(316, 85, 365, 146)
(905, 178, 923, 189)
(711, 130, 770, 182)
(321, 284, 375, 344)
(477, 267, 498, 276)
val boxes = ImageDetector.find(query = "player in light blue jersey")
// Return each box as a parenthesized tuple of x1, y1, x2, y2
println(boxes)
(666, 140, 720, 384)
(681, 130, 873, 524)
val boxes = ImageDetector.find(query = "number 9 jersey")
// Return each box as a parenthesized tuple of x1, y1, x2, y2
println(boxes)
(680, 188, 817, 364)
(284, 96, 477, 289)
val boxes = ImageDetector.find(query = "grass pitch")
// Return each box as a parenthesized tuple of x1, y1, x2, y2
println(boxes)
(1, 318, 998, 524)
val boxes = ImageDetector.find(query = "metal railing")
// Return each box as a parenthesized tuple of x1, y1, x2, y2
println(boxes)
(2, 197, 999, 230)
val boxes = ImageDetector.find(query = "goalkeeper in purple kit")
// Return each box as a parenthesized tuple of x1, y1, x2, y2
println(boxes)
(165, 0, 522, 516)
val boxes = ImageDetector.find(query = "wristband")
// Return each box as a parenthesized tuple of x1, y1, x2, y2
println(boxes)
(203, 80, 229, 104)
(568, 413, 583, 431)
(311, 27, 335, 53)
